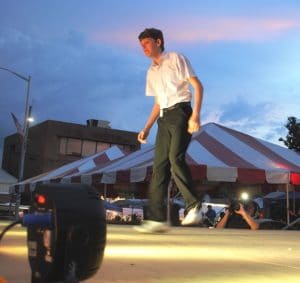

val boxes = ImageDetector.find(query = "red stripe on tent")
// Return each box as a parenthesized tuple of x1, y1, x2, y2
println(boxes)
(190, 164, 207, 181)
(291, 173, 300, 185)
(93, 153, 110, 165)
(237, 168, 266, 184)
(196, 132, 256, 168)
(110, 147, 154, 171)
(116, 170, 131, 183)
(84, 156, 127, 174)
(186, 154, 207, 181)
(219, 124, 300, 172)
(61, 168, 79, 178)
(136, 163, 206, 182)
(186, 154, 198, 165)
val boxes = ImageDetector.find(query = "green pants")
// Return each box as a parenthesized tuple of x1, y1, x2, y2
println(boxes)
(148, 103, 199, 222)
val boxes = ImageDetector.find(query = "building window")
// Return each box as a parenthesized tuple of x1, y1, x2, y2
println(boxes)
(59, 137, 113, 157)
(66, 138, 82, 156)
(82, 140, 97, 157)
(96, 142, 110, 152)
(59, 137, 67, 154)
(58, 137, 131, 157)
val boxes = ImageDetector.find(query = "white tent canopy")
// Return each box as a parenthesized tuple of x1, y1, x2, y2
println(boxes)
(10, 123, 300, 194)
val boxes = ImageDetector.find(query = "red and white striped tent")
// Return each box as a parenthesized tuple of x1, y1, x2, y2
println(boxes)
(10, 122, 300, 194)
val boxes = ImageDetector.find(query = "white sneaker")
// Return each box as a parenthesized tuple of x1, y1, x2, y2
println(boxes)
(181, 205, 202, 226)
(134, 220, 170, 233)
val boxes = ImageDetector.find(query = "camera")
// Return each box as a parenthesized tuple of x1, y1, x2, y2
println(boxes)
(228, 200, 241, 213)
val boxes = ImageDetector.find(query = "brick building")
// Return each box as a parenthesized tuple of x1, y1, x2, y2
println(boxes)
(2, 119, 140, 180)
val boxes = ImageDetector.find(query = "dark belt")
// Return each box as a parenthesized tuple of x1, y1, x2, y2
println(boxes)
(162, 102, 191, 114)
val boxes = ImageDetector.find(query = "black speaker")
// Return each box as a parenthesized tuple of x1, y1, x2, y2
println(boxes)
(26, 183, 106, 283)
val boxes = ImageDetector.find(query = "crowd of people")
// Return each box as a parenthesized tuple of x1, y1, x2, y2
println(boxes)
(105, 196, 299, 231)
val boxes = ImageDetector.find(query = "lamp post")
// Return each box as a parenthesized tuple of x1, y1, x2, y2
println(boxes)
(0, 67, 31, 180)
(0, 67, 31, 218)
(19, 77, 31, 181)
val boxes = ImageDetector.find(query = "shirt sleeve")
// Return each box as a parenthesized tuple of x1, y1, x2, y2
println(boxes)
(176, 53, 196, 81)
(145, 69, 155, 96)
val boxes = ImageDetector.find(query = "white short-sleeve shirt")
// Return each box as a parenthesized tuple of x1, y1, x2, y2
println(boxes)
(145, 52, 196, 109)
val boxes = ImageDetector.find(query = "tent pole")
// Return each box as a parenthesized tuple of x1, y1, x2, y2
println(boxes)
(292, 187, 296, 214)
(104, 184, 107, 200)
(286, 183, 290, 225)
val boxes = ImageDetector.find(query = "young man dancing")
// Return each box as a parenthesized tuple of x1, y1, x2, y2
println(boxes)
(135, 28, 204, 233)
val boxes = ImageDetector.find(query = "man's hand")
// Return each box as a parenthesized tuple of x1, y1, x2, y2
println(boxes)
(137, 129, 149, 144)
(187, 114, 200, 134)
(235, 203, 247, 216)
(235, 203, 259, 230)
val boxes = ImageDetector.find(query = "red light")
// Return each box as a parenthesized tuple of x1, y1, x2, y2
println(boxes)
(36, 194, 46, 205)
(290, 173, 300, 185)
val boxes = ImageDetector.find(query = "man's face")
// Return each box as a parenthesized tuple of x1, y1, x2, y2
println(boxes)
(140, 37, 161, 58)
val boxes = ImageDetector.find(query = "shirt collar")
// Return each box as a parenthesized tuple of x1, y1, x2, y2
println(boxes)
(151, 51, 167, 67)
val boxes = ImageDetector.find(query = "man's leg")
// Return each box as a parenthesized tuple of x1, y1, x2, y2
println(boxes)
(134, 118, 172, 233)
(168, 106, 199, 210)
(148, 118, 171, 222)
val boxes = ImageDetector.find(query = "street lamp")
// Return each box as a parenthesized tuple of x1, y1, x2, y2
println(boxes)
(0, 67, 31, 181)
(0, 67, 31, 218)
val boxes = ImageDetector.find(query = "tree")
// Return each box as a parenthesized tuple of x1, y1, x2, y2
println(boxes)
(279, 116, 300, 152)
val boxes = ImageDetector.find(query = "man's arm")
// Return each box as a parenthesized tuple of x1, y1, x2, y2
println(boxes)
(188, 76, 203, 134)
(240, 210, 259, 230)
(215, 210, 230, 229)
(137, 100, 160, 144)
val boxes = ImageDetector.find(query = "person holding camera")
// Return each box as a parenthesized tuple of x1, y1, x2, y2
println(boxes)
(215, 201, 259, 230)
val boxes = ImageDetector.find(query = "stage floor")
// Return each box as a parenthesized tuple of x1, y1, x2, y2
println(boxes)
(1, 221, 300, 283)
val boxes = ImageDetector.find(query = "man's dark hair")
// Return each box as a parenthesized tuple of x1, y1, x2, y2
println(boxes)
(138, 28, 165, 52)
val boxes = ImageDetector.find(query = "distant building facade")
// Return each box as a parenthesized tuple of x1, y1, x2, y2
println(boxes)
(2, 119, 140, 180)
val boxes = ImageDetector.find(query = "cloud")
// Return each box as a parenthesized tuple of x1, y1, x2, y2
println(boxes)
(203, 97, 288, 146)
(0, 27, 149, 163)
(88, 16, 300, 47)
(168, 17, 299, 43)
